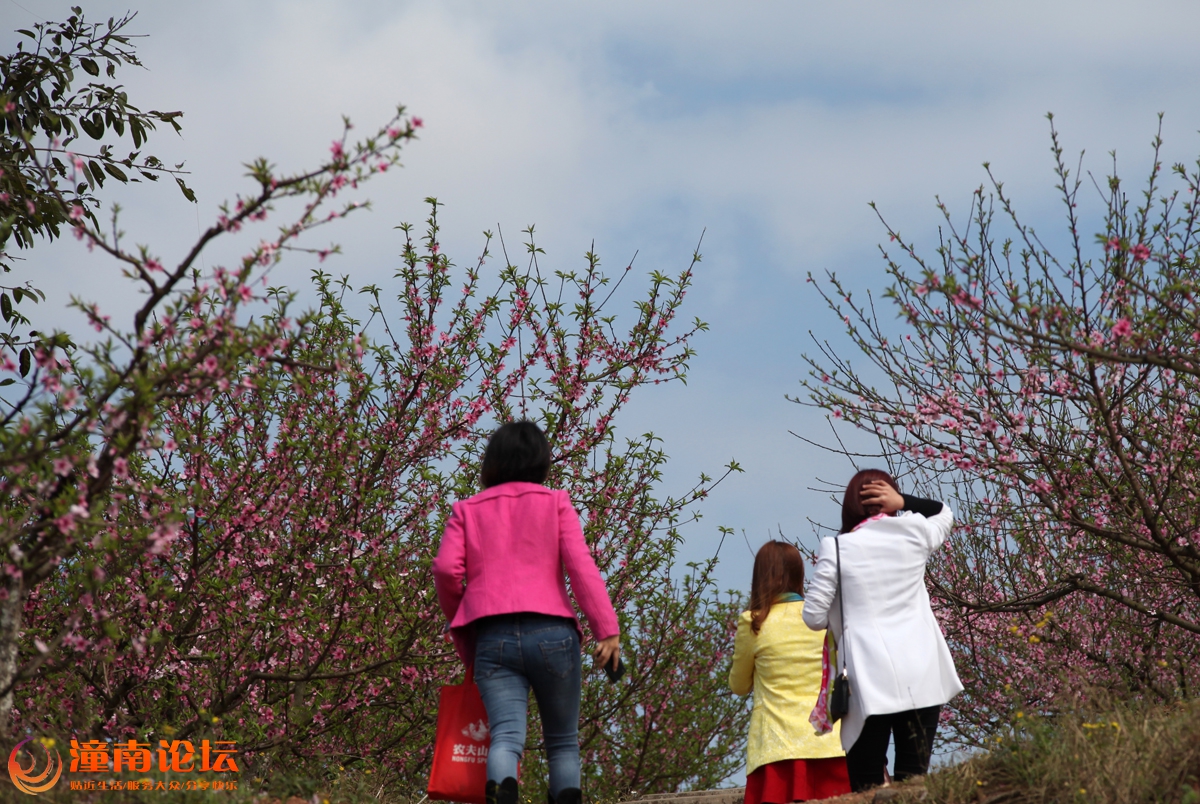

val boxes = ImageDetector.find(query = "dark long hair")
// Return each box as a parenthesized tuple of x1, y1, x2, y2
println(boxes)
(748, 541, 805, 634)
(840, 468, 901, 533)
(480, 421, 552, 489)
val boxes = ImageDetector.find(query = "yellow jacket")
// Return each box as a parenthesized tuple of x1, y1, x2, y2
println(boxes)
(728, 600, 844, 774)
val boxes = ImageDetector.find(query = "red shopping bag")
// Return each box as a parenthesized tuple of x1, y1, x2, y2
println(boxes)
(427, 667, 492, 804)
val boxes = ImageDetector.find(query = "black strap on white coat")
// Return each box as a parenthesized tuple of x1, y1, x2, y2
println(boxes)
(835, 535, 846, 673)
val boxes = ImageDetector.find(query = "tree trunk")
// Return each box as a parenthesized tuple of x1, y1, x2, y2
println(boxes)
(0, 577, 25, 736)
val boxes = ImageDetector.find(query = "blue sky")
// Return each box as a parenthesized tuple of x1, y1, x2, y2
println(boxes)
(6, 0, 1200, 596)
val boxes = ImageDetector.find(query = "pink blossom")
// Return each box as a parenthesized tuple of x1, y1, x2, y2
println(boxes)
(69, 204, 85, 221)
(258, 241, 278, 265)
(147, 525, 179, 556)
(411, 117, 424, 128)
(1112, 318, 1133, 338)
(1130, 243, 1151, 261)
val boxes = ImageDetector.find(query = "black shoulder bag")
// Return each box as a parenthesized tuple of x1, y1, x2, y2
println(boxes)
(829, 536, 851, 722)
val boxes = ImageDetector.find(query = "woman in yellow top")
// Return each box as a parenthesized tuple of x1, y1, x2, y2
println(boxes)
(729, 541, 851, 803)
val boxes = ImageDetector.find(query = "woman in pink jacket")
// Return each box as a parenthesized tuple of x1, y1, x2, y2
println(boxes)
(433, 421, 621, 804)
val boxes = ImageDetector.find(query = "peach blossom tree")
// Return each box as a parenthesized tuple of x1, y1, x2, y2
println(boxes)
(2, 14, 748, 797)
(801, 116, 1200, 745)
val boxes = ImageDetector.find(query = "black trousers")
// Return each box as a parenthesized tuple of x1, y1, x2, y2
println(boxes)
(845, 705, 941, 792)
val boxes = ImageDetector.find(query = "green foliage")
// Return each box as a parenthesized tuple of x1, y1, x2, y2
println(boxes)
(0, 7, 191, 357)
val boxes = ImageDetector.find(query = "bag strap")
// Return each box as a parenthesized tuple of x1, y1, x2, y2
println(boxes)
(835, 535, 846, 673)
(464, 663, 474, 685)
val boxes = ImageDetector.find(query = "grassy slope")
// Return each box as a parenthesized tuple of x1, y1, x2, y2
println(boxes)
(3, 699, 1198, 803)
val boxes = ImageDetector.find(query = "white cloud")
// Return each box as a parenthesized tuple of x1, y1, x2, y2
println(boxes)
(8, 0, 1200, 589)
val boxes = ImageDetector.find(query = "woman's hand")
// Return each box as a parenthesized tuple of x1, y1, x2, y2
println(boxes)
(861, 480, 904, 515)
(593, 634, 621, 672)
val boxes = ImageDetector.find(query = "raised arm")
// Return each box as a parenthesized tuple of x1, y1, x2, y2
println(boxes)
(922, 501, 954, 551)
(901, 495, 954, 552)
(863, 480, 953, 553)
(901, 494, 943, 517)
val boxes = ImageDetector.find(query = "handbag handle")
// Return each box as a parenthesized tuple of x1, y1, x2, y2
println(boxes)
(835, 535, 846, 673)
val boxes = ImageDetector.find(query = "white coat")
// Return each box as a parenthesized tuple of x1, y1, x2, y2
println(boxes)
(802, 505, 963, 752)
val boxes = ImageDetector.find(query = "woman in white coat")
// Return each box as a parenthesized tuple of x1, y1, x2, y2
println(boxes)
(802, 469, 962, 792)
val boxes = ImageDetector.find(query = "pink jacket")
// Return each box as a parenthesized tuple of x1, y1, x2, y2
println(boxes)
(433, 482, 620, 664)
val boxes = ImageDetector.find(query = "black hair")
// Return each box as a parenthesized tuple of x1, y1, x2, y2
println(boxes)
(480, 421, 552, 489)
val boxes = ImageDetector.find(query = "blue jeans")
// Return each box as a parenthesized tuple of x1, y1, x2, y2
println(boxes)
(473, 613, 582, 796)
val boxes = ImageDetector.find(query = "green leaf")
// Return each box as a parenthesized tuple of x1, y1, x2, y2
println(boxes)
(0, 293, 10, 322)
(103, 163, 128, 182)
(80, 57, 100, 76)
(175, 177, 196, 203)
(88, 160, 105, 187)
(18, 347, 30, 377)
(79, 115, 103, 139)
(0, 378, 15, 387)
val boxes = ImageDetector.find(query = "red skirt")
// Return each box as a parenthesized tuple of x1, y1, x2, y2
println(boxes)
(744, 757, 851, 804)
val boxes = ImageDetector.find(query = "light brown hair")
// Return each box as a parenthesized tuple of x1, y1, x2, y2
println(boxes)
(748, 541, 805, 635)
